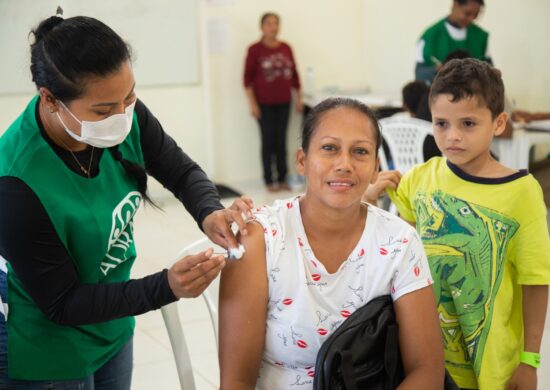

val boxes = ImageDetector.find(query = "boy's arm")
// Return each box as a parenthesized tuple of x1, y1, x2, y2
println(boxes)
(506, 285, 548, 390)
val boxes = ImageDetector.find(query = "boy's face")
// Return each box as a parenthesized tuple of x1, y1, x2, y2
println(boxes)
(431, 94, 507, 173)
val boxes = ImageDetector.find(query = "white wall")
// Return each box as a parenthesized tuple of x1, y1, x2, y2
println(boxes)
(209, 0, 550, 183)
(206, 0, 369, 184)
(1, 0, 549, 189)
(134, 86, 211, 194)
(482, 0, 550, 110)
(363, 0, 550, 109)
(0, 87, 210, 198)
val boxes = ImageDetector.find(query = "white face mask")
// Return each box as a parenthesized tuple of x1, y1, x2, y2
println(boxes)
(56, 100, 136, 148)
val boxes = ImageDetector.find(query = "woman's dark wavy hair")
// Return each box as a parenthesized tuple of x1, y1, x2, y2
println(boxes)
(30, 14, 154, 205)
(301, 97, 382, 155)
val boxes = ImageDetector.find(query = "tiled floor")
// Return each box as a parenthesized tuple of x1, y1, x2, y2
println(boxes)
(130, 180, 550, 389)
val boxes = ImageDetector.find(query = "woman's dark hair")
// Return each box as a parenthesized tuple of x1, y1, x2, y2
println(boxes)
(108, 146, 157, 207)
(30, 15, 131, 101)
(260, 12, 279, 26)
(30, 13, 154, 205)
(429, 58, 504, 119)
(301, 98, 382, 155)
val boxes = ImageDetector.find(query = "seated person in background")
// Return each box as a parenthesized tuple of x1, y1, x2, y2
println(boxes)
(368, 58, 550, 389)
(402, 80, 431, 120)
(219, 97, 445, 389)
(415, 0, 491, 83)
(397, 81, 442, 162)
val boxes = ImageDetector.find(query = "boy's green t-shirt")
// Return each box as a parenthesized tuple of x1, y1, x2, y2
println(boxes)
(388, 157, 550, 389)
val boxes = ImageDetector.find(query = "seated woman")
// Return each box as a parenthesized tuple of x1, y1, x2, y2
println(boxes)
(219, 97, 445, 389)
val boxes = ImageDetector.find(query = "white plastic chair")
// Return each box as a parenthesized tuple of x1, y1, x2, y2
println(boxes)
(160, 237, 222, 390)
(379, 117, 433, 213)
(379, 116, 433, 172)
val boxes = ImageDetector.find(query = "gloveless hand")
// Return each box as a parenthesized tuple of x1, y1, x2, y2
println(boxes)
(202, 196, 254, 249)
(167, 248, 225, 298)
(505, 364, 537, 390)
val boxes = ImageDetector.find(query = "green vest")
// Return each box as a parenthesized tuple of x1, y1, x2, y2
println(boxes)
(421, 18, 489, 66)
(0, 96, 145, 380)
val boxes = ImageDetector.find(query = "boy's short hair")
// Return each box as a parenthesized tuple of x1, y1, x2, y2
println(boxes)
(402, 81, 430, 115)
(429, 58, 504, 118)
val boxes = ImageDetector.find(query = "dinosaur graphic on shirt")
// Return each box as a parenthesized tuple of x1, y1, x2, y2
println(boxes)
(414, 190, 518, 376)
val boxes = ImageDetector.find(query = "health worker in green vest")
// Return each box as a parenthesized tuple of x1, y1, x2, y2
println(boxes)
(0, 12, 252, 389)
(415, 0, 492, 83)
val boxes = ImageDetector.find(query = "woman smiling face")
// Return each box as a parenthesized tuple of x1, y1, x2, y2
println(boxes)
(297, 106, 379, 211)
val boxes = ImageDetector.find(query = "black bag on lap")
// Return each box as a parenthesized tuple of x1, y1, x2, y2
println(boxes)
(313, 295, 458, 390)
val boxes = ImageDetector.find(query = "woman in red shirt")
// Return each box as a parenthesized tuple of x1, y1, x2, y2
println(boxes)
(244, 12, 302, 192)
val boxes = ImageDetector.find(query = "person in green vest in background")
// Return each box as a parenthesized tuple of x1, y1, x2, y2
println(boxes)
(0, 10, 252, 389)
(415, 0, 491, 83)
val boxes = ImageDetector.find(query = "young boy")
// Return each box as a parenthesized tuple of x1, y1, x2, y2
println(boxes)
(379, 58, 550, 389)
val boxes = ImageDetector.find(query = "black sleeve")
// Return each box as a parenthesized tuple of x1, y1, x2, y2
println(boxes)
(135, 99, 224, 229)
(0, 176, 177, 326)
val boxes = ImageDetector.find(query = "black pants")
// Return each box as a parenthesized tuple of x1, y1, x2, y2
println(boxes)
(258, 103, 291, 185)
